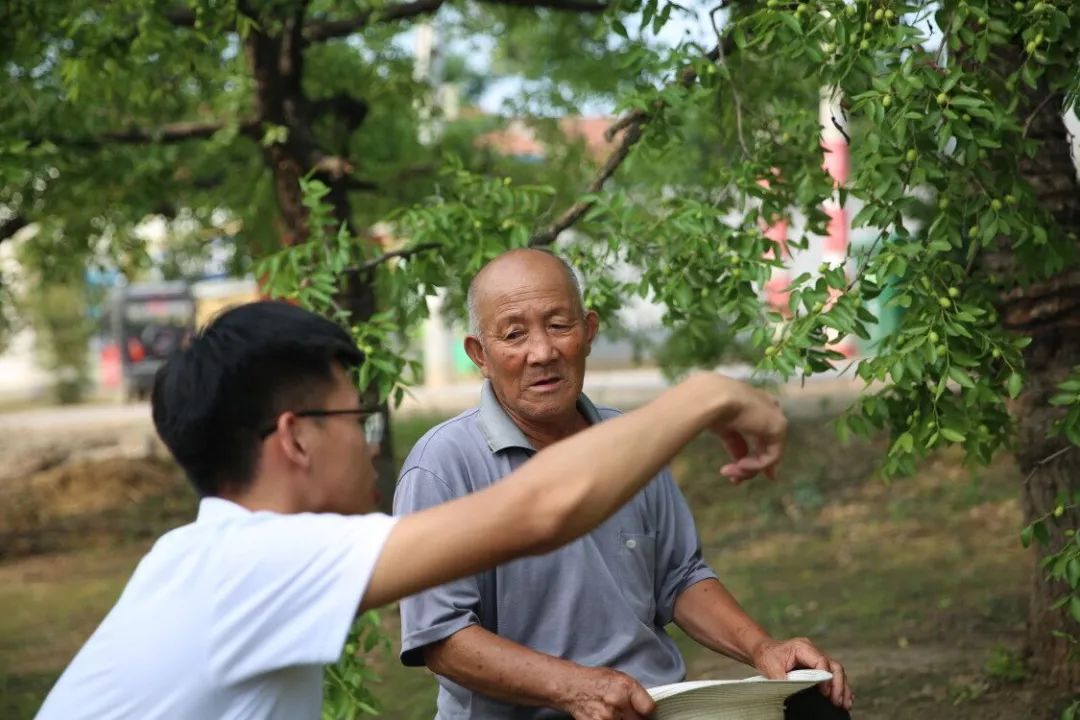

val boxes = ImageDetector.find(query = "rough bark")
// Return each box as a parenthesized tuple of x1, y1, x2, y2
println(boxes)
(243, 5, 396, 507)
(995, 61, 1080, 687)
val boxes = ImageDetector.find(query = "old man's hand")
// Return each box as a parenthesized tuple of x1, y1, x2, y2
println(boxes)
(556, 665, 656, 720)
(753, 637, 853, 711)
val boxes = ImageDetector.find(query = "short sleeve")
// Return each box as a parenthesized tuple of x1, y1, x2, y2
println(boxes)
(206, 511, 397, 683)
(393, 467, 483, 667)
(652, 469, 718, 626)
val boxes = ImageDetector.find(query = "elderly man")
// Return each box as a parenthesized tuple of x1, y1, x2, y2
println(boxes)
(394, 249, 853, 720)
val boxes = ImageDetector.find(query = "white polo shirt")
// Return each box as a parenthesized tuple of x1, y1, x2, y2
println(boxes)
(36, 498, 397, 720)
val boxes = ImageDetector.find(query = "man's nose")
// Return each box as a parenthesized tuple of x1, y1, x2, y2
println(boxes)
(527, 331, 559, 364)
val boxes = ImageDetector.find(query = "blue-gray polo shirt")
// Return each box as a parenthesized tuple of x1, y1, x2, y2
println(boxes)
(393, 381, 718, 720)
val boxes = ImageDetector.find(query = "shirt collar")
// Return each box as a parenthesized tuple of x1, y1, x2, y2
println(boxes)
(477, 379, 603, 454)
(196, 496, 252, 523)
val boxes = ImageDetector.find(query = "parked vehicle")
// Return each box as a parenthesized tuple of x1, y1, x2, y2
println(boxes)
(109, 281, 195, 401)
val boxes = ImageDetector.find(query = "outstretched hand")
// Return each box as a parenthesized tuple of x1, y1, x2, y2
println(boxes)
(698, 374, 787, 484)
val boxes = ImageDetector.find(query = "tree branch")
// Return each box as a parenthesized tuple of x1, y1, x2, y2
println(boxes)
(311, 94, 369, 129)
(305, 0, 608, 42)
(533, 42, 725, 246)
(0, 214, 29, 244)
(28, 119, 260, 151)
(529, 121, 644, 247)
(483, 0, 608, 11)
(349, 241, 443, 274)
(710, 5, 748, 158)
(163, 6, 197, 27)
(1022, 93, 1059, 139)
(346, 177, 380, 192)
(304, 0, 447, 41)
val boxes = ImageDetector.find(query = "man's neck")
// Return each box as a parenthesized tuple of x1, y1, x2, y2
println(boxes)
(511, 407, 591, 451)
(218, 479, 304, 515)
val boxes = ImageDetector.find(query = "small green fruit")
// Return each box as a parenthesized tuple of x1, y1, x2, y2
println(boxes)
(991, 348, 1002, 359)
(1005, 194, 1018, 205)
(765, 346, 778, 357)
(1026, 40, 1037, 53)
(863, 21, 873, 32)
(884, 9, 894, 20)
(962, 113, 972, 122)
(948, 286, 960, 298)
(906, 148, 917, 162)
(860, 39, 870, 50)
(881, 94, 893, 107)
(1013, 0, 1024, 9)
(936, 344, 948, 355)
(938, 297, 952, 308)
(991, 199, 1003, 211)
(936, 92, 948, 106)
(874, 8, 884, 20)
(928, 331, 940, 343)
(845, 4, 857, 16)
(968, 225, 979, 238)
(938, 197, 950, 209)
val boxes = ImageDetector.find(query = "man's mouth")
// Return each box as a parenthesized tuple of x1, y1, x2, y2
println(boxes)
(530, 376, 562, 389)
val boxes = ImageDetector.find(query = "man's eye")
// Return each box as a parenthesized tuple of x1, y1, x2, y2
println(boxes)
(505, 330, 525, 340)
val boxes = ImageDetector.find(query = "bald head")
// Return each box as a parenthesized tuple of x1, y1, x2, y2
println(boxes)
(466, 249, 585, 337)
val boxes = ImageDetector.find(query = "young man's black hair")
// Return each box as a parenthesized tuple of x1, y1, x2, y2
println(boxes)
(151, 300, 364, 497)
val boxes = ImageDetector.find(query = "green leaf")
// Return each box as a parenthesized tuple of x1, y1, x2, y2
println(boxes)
(941, 427, 966, 443)
(1067, 558, 1080, 589)
(1008, 372, 1023, 399)
(948, 366, 976, 389)
(778, 12, 802, 35)
(1021, 523, 1035, 548)
(1034, 520, 1051, 547)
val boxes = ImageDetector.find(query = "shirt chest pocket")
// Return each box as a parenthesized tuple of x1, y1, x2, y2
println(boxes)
(615, 530, 658, 625)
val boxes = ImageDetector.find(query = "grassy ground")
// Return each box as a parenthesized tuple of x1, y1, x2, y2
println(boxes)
(0, 412, 1069, 718)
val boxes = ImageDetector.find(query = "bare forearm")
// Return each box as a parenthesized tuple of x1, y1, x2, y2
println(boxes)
(366, 373, 735, 608)
(424, 626, 577, 710)
(673, 578, 773, 666)
(365, 372, 785, 611)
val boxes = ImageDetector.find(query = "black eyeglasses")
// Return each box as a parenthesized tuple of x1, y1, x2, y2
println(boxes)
(259, 407, 384, 445)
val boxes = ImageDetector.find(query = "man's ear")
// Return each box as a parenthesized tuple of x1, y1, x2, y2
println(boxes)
(273, 413, 313, 469)
(583, 311, 600, 356)
(464, 335, 490, 379)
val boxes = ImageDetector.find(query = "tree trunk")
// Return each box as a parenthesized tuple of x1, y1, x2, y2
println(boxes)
(999, 58, 1080, 686)
(245, 9, 397, 509)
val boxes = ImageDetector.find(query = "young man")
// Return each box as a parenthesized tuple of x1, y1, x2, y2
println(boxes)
(394, 249, 851, 719)
(37, 300, 788, 720)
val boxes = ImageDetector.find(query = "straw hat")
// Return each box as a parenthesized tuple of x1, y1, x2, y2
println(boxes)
(647, 669, 833, 720)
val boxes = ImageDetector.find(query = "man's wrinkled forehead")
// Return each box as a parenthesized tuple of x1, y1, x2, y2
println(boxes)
(489, 296, 579, 328)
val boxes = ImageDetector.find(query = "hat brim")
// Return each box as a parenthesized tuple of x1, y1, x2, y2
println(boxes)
(648, 669, 833, 720)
